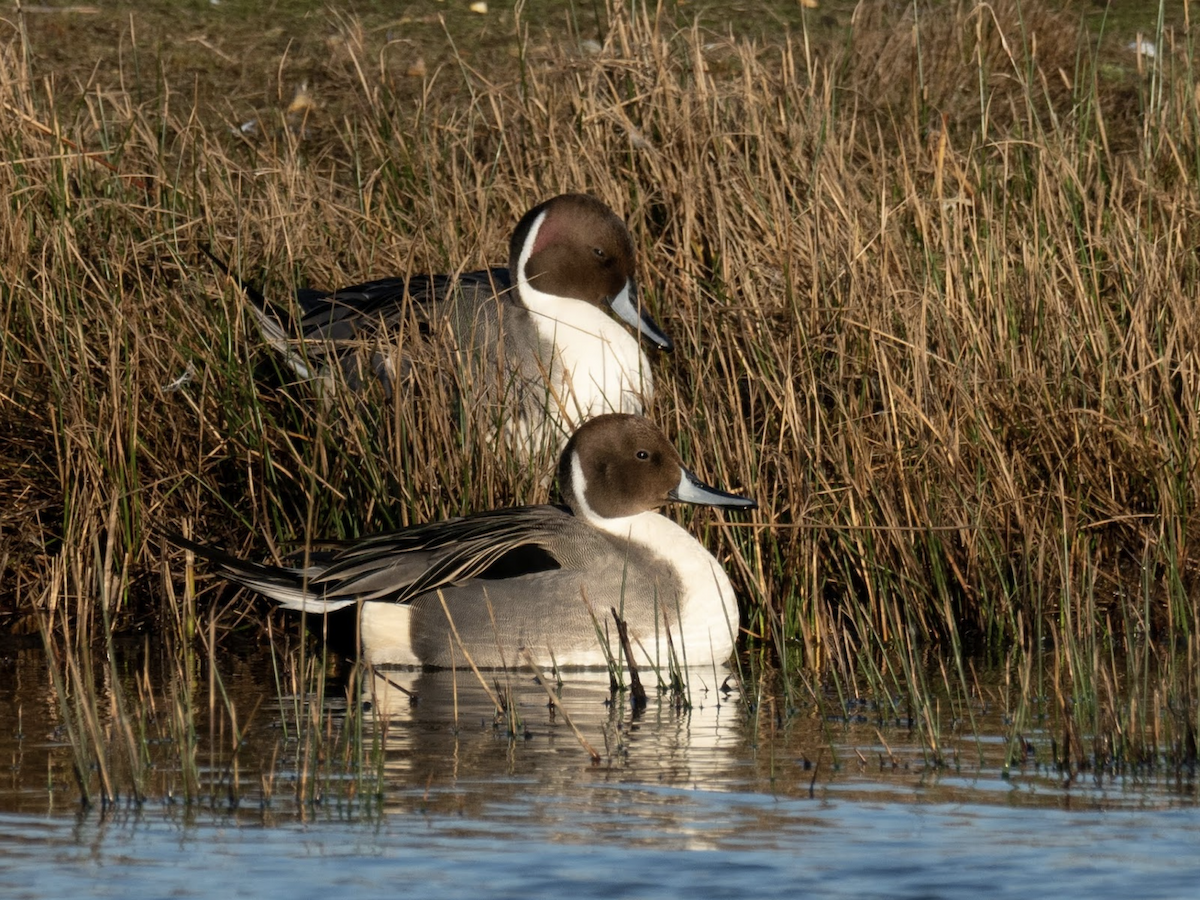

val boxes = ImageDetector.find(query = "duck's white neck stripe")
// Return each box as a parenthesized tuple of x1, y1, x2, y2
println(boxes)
(516, 210, 549, 294)
(569, 452, 599, 522)
(516, 212, 602, 329)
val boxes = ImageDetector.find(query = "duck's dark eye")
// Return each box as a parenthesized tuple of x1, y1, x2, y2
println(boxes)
(635, 449, 650, 461)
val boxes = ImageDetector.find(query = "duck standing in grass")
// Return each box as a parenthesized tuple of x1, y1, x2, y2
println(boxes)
(212, 194, 673, 458)
(172, 414, 755, 669)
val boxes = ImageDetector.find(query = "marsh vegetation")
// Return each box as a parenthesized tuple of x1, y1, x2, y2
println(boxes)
(0, 0, 1197, 808)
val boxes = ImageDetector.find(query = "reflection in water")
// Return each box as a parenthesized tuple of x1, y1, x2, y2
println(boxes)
(2, 641, 1200, 897)
(363, 667, 749, 832)
(3, 641, 1199, 817)
(6, 639, 1200, 816)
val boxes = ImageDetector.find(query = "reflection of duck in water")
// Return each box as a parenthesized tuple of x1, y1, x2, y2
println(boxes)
(362, 667, 744, 811)
(173, 414, 755, 669)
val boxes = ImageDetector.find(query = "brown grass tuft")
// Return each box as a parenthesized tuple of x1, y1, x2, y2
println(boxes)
(1, 0, 1198, 698)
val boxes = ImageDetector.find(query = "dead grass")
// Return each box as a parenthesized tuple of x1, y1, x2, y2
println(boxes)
(1, 0, 1198, 780)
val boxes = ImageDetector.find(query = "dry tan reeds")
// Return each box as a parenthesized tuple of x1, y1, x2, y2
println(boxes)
(1, 0, 1198, 698)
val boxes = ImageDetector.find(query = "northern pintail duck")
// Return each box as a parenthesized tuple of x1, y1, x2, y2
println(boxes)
(172, 414, 755, 668)
(215, 194, 673, 455)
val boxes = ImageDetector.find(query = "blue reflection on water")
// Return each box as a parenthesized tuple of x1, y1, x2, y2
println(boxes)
(2, 795, 1198, 900)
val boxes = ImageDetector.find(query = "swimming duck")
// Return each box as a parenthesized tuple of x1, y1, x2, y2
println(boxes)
(172, 414, 755, 668)
(215, 194, 673, 456)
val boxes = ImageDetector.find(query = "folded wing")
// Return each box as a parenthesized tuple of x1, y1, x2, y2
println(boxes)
(169, 503, 575, 614)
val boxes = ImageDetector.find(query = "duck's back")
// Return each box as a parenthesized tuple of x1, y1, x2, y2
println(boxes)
(293, 267, 510, 339)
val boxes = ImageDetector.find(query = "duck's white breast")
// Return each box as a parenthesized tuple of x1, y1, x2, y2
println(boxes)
(522, 287, 652, 421)
(598, 510, 737, 667)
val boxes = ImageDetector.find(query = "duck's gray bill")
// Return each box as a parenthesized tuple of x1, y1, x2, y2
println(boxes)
(670, 468, 757, 510)
(610, 281, 674, 352)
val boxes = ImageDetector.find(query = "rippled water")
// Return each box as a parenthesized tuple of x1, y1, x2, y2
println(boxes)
(4, 800, 1199, 900)
(2, 643, 1198, 899)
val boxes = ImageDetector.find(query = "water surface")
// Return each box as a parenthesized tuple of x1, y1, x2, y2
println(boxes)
(1, 644, 1196, 898)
